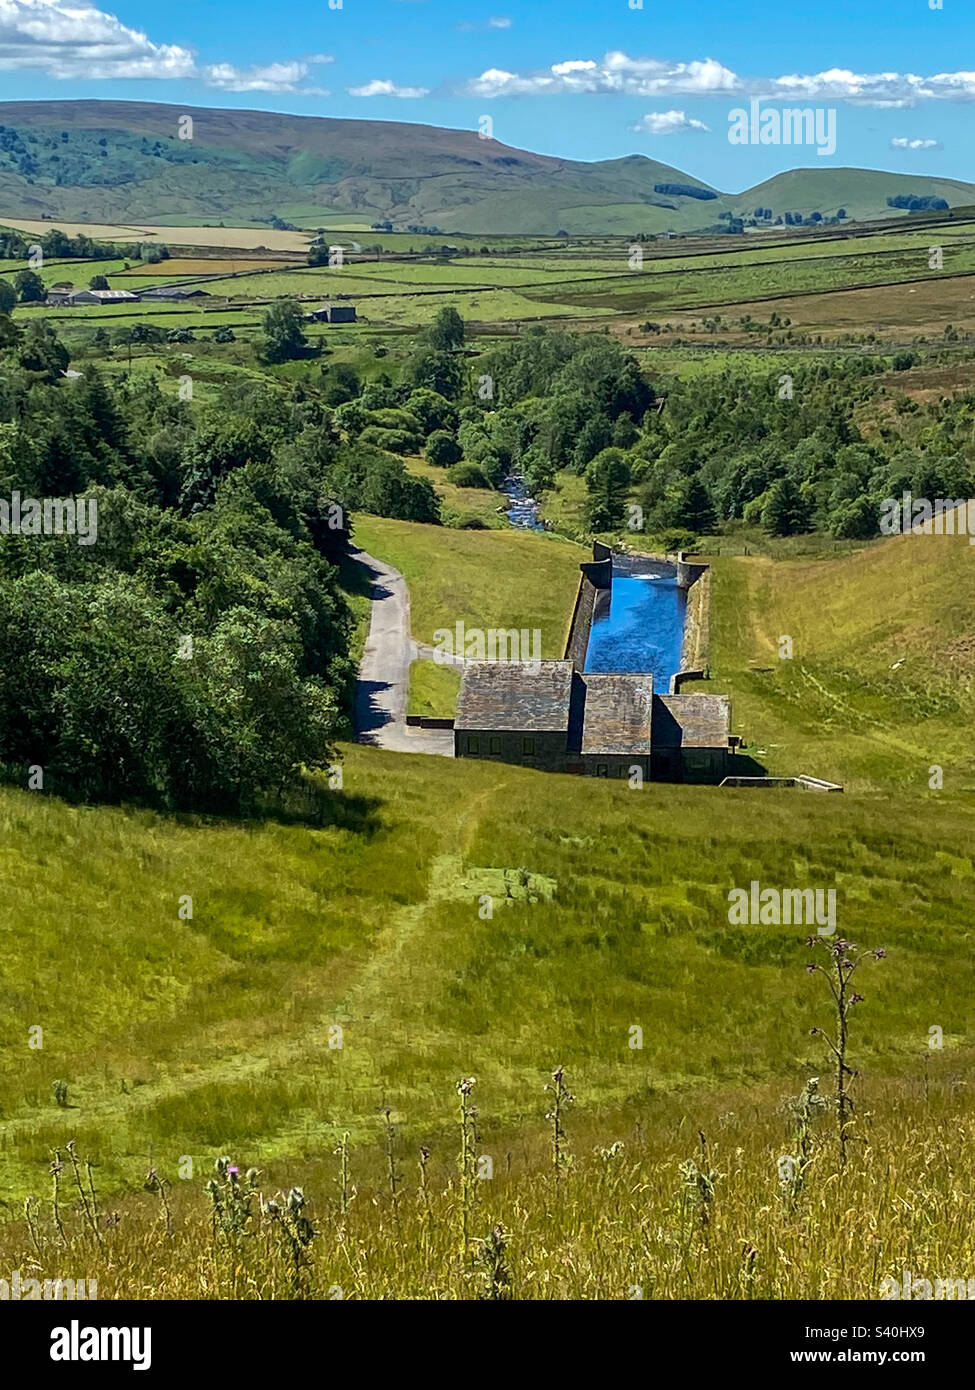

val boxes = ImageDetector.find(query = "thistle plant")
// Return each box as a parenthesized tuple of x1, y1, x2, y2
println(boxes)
(261, 1186, 316, 1295)
(334, 1132, 354, 1219)
(50, 1151, 66, 1246)
(778, 1077, 829, 1211)
(205, 1157, 260, 1295)
(678, 1131, 718, 1240)
(24, 1195, 42, 1255)
(144, 1164, 173, 1238)
(65, 1140, 100, 1245)
(806, 937, 886, 1166)
(544, 1065, 574, 1181)
(456, 1076, 479, 1258)
(382, 1106, 401, 1214)
(473, 1223, 512, 1301)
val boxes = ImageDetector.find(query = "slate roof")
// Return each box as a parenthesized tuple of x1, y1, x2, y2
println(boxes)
(455, 660, 573, 732)
(653, 694, 730, 748)
(577, 673, 654, 754)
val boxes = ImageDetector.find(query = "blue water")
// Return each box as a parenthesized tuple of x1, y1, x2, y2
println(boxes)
(584, 573, 687, 685)
(501, 473, 546, 531)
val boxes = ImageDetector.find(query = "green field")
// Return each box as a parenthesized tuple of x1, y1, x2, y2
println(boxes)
(11, 211, 975, 346)
(351, 514, 585, 653)
(694, 526, 975, 793)
(1, 738, 973, 1203)
(408, 659, 461, 718)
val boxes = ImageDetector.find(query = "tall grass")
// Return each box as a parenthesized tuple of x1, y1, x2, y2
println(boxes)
(3, 1060, 972, 1300)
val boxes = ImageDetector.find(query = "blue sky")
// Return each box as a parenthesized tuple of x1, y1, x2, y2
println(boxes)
(0, 0, 972, 189)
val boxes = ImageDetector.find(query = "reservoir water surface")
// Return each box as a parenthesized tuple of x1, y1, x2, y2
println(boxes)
(583, 571, 687, 687)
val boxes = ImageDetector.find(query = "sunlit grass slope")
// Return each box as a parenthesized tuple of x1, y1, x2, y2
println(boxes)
(697, 517, 975, 792)
(1, 747, 973, 1201)
(352, 514, 585, 654)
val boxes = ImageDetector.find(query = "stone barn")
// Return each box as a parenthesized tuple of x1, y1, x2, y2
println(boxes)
(454, 661, 573, 772)
(453, 661, 730, 782)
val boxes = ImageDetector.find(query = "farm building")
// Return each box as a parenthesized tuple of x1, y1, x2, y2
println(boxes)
(51, 288, 140, 306)
(138, 286, 211, 302)
(305, 303, 357, 324)
(454, 661, 730, 782)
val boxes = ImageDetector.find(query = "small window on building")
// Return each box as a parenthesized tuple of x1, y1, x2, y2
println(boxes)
(467, 736, 480, 755)
(523, 737, 535, 756)
(489, 736, 502, 755)
(596, 763, 608, 778)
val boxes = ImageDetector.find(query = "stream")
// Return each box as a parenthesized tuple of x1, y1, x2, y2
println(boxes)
(500, 472, 546, 531)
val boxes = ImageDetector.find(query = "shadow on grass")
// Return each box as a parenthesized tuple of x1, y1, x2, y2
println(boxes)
(726, 751, 769, 778)
(259, 780, 384, 834)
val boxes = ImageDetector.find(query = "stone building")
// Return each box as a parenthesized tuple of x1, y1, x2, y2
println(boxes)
(453, 543, 731, 782)
(454, 661, 574, 772)
(305, 303, 357, 323)
(454, 661, 730, 782)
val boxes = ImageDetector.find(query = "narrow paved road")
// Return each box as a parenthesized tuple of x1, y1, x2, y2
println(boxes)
(352, 548, 455, 756)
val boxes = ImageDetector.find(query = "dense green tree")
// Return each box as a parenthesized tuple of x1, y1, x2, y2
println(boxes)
(446, 461, 491, 488)
(258, 299, 308, 364)
(427, 306, 465, 352)
(585, 448, 631, 531)
(321, 362, 361, 407)
(761, 477, 811, 536)
(406, 348, 463, 401)
(407, 388, 459, 436)
(425, 430, 462, 466)
(17, 322, 69, 381)
(14, 270, 45, 303)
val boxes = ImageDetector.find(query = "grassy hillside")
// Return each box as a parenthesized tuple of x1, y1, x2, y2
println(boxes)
(352, 514, 586, 653)
(733, 166, 975, 222)
(1, 101, 973, 235)
(692, 517, 975, 791)
(1, 746, 973, 1206)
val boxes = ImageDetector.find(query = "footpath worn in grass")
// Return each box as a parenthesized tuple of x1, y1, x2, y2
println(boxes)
(352, 513, 585, 654)
(694, 522, 975, 792)
(1, 747, 973, 1202)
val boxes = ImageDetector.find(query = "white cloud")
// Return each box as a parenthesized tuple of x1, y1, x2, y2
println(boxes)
(891, 136, 943, 150)
(630, 110, 710, 135)
(348, 78, 430, 98)
(203, 61, 324, 93)
(468, 51, 739, 97)
(0, 0, 195, 79)
(465, 50, 975, 106)
(458, 14, 512, 31)
(0, 1, 331, 91)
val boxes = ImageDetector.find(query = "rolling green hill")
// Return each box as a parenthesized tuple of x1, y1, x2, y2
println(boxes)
(1, 100, 974, 235)
(732, 165, 975, 224)
(695, 510, 975, 792)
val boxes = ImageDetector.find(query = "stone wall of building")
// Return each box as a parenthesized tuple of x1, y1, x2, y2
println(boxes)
(453, 727, 568, 772)
(579, 753, 651, 781)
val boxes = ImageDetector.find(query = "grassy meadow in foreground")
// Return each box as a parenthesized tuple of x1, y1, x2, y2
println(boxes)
(2, 1058, 972, 1300)
(0, 745, 973, 1208)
